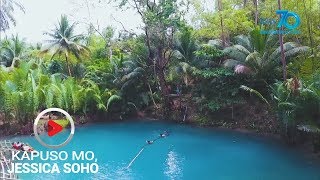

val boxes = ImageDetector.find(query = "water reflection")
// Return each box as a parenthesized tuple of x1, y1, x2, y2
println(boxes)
(164, 149, 183, 180)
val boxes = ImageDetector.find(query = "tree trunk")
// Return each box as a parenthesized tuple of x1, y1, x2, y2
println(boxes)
(0, 0, 2, 41)
(253, 0, 259, 26)
(65, 56, 72, 76)
(156, 67, 171, 110)
(302, 0, 314, 55)
(147, 81, 159, 109)
(277, 0, 287, 80)
(217, 0, 226, 47)
(105, 42, 113, 60)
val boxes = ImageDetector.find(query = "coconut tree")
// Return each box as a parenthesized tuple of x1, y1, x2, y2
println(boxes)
(223, 29, 309, 80)
(0, 34, 27, 67)
(41, 15, 89, 76)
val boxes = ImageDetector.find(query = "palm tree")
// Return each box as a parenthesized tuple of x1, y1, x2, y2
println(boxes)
(0, 34, 27, 67)
(174, 26, 198, 63)
(41, 15, 89, 76)
(0, 0, 25, 38)
(223, 29, 309, 79)
(108, 54, 145, 94)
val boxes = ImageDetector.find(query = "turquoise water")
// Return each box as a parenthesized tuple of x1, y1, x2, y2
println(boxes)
(9, 120, 320, 180)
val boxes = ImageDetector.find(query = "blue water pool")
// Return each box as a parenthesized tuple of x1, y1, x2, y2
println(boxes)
(9, 120, 320, 180)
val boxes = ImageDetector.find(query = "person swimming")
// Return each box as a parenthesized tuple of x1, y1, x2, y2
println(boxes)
(12, 142, 23, 150)
(16, 142, 22, 147)
(160, 131, 169, 138)
(146, 140, 153, 144)
(20, 144, 33, 152)
(22, 144, 31, 151)
(12, 142, 17, 149)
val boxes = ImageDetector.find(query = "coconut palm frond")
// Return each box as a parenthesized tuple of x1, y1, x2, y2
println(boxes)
(0, 0, 25, 31)
(223, 59, 241, 69)
(234, 35, 252, 52)
(245, 52, 261, 64)
(106, 95, 122, 111)
(245, 51, 264, 72)
(284, 46, 310, 58)
(269, 42, 300, 61)
(240, 85, 270, 105)
(265, 33, 279, 50)
(208, 39, 224, 50)
(223, 45, 250, 62)
(175, 27, 198, 61)
(249, 28, 267, 53)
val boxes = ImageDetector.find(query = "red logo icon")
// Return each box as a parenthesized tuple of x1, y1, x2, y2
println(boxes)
(48, 120, 63, 137)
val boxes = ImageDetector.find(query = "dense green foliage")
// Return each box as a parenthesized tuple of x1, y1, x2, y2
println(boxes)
(0, 0, 319, 149)
(0, 60, 112, 125)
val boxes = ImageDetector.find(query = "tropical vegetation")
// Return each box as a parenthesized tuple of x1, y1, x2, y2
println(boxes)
(0, 0, 319, 151)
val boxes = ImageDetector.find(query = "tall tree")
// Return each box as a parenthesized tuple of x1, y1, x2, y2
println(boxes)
(277, 0, 286, 80)
(302, 0, 314, 55)
(217, 0, 226, 47)
(192, 0, 254, 40)
(116, 0, 185, 111)
(253, 0, 258, 26)
(41, 15, 89, 76)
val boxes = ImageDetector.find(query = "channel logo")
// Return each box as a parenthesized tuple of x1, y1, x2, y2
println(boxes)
(48, 120, 64, 137)
(33, 108, 75, 149)
(276, 10, 301, 30)
(260, 10, 301, 34)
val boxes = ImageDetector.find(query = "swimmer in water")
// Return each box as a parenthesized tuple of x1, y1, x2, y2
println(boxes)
(160, 133, 165, 137)
(160, 131, 169, 137)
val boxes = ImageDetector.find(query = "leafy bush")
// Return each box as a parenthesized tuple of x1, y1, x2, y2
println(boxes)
(0, 60, 118, 126)
(194, 44, 223, 68)
(47, 60, 63, 74)
(192, 67, 246, 113)
(271, 76, 320, 141)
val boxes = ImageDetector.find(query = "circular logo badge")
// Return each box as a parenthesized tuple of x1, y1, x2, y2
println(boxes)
(33, 108, 75, 149)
